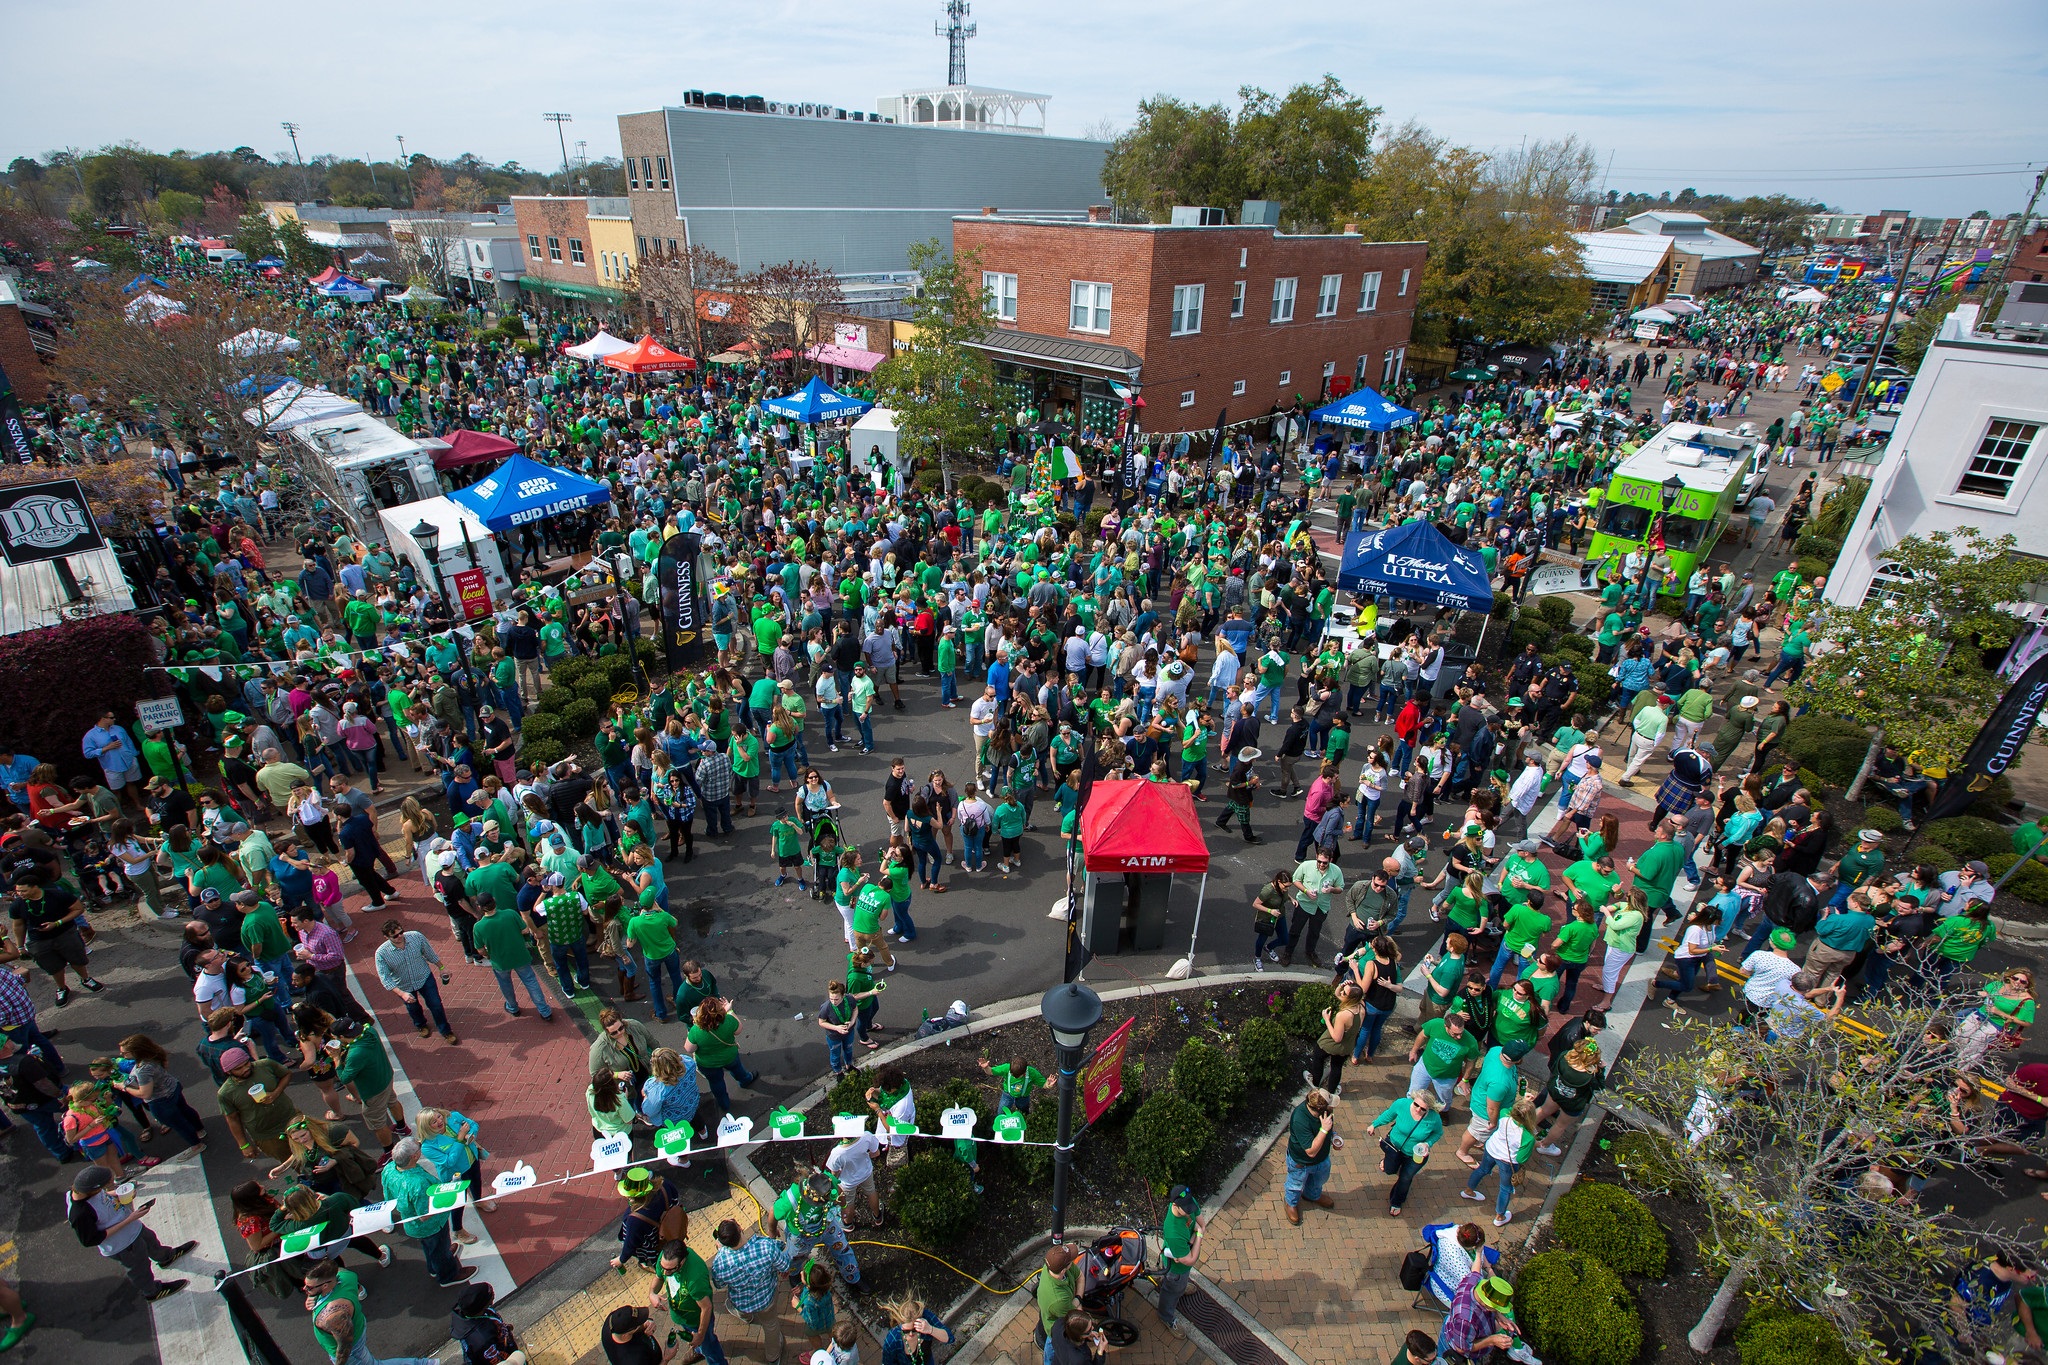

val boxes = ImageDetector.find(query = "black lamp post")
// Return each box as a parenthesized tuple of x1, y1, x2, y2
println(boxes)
(1041, 981, 1104, 1244)
(1659, 474, 1685, 511)
(411, 516, 481, 729)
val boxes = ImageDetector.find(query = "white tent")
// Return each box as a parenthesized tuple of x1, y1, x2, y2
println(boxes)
(1631, 306, 1679, 324)
(563, 329, 635, 360)
(1787, 286, 1829, 306)
(220, 327, 302, 358)
(125, 292, 187, 322)
(1660, 298, 1704, 315)
(241, 381, 362, 431)
(71, 258, 108, 272)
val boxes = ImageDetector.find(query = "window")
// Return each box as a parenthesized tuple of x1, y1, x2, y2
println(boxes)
(1322, 360, 1336, 378)
(637, 235, 647, 256)
(1231, 281, 1245, 317)
(1180, 390, 1196, 408)
(1277, 370, 1291, 386)
(640, 157, 652, 187)
(1233, 379, 1247, 396)
(1239, 247, 1248, 268)
(545, 236, 561, 262)
(1069, 280, 1112, 333)
(657, 158, 669, 190)
(527, 234, 542, 260)
(1957, 419, 2041, 500)
(1399, 268, 1411, 296)
(1170, 284, 1204, 335)
(982, 271, 1017, 322)
(1317, 274, 1341, 317)
(1356, 354, 1370, 382)
(1270, 277, 1296, 323)
(1359, 270, 1381, 313)
(1382, 349, 1398, 386)
(666, 238, 678, 255)
(569, 238, 585, 265)
(628, 161, 640, 189)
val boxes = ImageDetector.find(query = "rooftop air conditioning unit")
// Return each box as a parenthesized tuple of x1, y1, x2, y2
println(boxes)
(684, 90, 705, 107)
(798, 102, 815, 117)
(835, 108, 847, 119)
(704, 92, 727, 109)
(1169, 206, 1225, 227)
(744, 96, 766, 113)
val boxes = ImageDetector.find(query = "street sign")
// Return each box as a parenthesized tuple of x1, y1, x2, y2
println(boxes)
(1079, 1016, 1136, 1126)
(136, 696, 184, 732)
(1819, 371, 1845, 394)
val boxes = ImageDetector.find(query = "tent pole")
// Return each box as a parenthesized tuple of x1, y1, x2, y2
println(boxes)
(1476, 613, 1489, 658)
(1186, 872, 1208, 970)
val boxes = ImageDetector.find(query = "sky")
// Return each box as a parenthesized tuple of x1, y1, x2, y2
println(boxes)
(6, 0, 2045, 219)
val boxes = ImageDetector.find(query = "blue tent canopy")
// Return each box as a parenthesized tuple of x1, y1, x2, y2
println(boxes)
(227, 373, 293, 398)
(121, 274, 169, 294)
(1309, 387, 1416, 432)
(448, 454, 612, 532)
(313, 274, 377, 302)
(1338, 520, 1494, 612)
(253, 257, 285, 269)
(761, 375, 871, 425)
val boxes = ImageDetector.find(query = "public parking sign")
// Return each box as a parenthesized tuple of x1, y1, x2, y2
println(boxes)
(0, 478, 105, 567)
(136, 697, 184, 732)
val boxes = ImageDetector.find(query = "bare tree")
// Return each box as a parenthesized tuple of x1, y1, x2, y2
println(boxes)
(389, 217, 465, 296)
(1487, 134, 1603, 214)
(627, 244, 738, 360)
(735, 260, 843, 360)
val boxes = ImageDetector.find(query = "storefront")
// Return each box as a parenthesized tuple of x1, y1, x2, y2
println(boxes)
(969, 329, 1142, 444)
(517, 275, 630, 326)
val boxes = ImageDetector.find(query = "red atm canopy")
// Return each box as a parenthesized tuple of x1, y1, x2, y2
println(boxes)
(1080, 781, 1211, 875)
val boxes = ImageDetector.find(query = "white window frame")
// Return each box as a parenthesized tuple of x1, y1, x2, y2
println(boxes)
(527, 234, 542, 260)
(657, 157, 670, 190)
(1277, 370, 1291, 386)
(1359, 270, 1381, 313)
(1270, 276, 1296, 324)
(1069, 280, 1112, 333)
(568, 238, 586, 266)
(1180, 389, 1196, 408)
(1317, 273, 1341, 317)
(1230, 281, 1245, 317)
(1398, 268, 1411, 297)
(1322, 360, 1336, 379)
(1233, 379, 1247, 396)
(1239, 247, 1248, 268)
(1953, 417, 2042, 503)
(983, 271, 1018, 322)
(546, 235, 562, 262)
(1170, 283, 1204, 336)
(628, 161, 640, 190)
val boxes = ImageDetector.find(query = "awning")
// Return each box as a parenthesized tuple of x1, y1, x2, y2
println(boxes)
(563, 329, 635, 360)
(966, 327, 1141, 379)
(518, 276, 626, 303)
(1080, 781, 1210, 874)
(448, 454, 612, 530)
(603, 336, 698, 374)
(762, 375, 871, 424)
(1338, 521, 1495, 612)
(805, 342, 886, 372)
(435, 429, 519, 470)
(1309, 386, 1415, 432)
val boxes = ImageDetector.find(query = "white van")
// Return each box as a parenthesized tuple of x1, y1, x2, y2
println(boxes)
(206, 248, 247, 267)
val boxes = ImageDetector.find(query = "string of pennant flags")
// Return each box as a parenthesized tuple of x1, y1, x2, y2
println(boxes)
(144, 624, 481, 682)
(219, 1106, 1054, 1286)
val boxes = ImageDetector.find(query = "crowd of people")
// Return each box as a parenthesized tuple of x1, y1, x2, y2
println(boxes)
(8, 237, 2028, 1365)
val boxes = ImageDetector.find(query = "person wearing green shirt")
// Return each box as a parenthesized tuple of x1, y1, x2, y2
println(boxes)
(469, 901, 553, 1020)
(1765, 623, 1809, 689)
(335, 1021, 401, 1148)
(936, 628, 959, 706)
(1629, 822, 1685, 918)
(1592, 892, 1649, 1011)
(978, 1056, 1051, 1113)
(341, 594, 379, 646)
(1562, 855, 1620, 914)
(1453, 1046, 1523, 1165)
(626, 905, 683, 1021)
(238, 897, 292, 983)
(1155, 1186, 1204, 1331)
(303, 1262, 373, 1363)
(1406, 1013, 1479, 1106)
(1931, 904, 1996, 968)
(1036, 1245, 1082, 1341)
(1282, 1090, 1338, 1223)
(1367, 1089, 1446, 1215)
(652, 1239, 717, 1352)
(851, 880, 895, 971)
(1497, 844, 1550, 909)
(1833, 829, 1885, 890)
(992, 793, 1026, 876)
(379, 1142, 466, 1283)
(1490, 898, 1554, 989)
(532, 877, 594, 997)
(684, 999, 758, 1112)
(1419, 937, 1468, 1025)
(1551, 903, 1601, 1009)
(1490, 978, 1545, 1060)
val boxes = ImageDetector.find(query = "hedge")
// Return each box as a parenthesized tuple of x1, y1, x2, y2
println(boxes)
(1918, 815, 2009, 861)
(1609, 1130, 1685, 1196)
(892, 1151, 980, 1248)
(1553, 1182, 1668, 1278)
(519, 714, 567, 749)
(1236, 1017, 1289, 1089)
(1124, 1092, 1214, 1191)
(1809, 736, 1874, 788)
(1778, 714, 1867, 770)
(1858, 804, 1903, 834)
(1277, 982, 1338, 1040)
(1515, 1251, 1643, 1365)
(520, 738, 567, 770)
(1170, 1038, 1247, 1121)
(1986, 852, 2048, 906)
(1905, 842, 1958, 874)
(1536, 596, 1577, 630)
(560, 698, 600, 738)
(1550, 632, 1595, 659)
(1736, 1304, 1853, 1365)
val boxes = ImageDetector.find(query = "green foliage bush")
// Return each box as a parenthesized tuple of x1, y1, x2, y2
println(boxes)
(520, 738, 567, 771)
(1919, 815, 2009, 861)
(496, 314, 528, 338)
(1235, 1017, 1289, 1089)
(519, 714, 566, 750)
(1536, 596, 1578, 629)
(1906, 842, 1958, 874)
(1859, 804, 1904, 833)
(891, 1151, 980, 1248)
(1811, 736, 1874, 788)
(1010, 1097, 1059, 1185)
(1779, 714, 1867, 768)
(1608, 1130, 1685, 1196)
(823, 1068, 876, 1118)
(915, 1076, 995, 1139)
(560, 698, 600, 738)
(1515, 1251, 1643, 1365)
(1124, 1092, 1214, 1191)
(1797, 767, 1828, 796)
(602, 654, 636, 690)
(531, 688, 569, 717)
(1282, 983, 1338, 1040)
(1574, 668, 1614, 711)
(1170, 1038, 1247, 1121)
(1553, 1182, 1668, 1277)
(547, 658, 593, 690)
(1083, 508, 1110, 538)
(1736, 1304, 1854, 1365)
(1509, 619, 1555, 654)
(912, 468, 945, 495)
(1097, 1058, 1143, 1128)
(1550, 631, 1595, 659)
(1987, 852, 2048, 906)
(1970, 772, 2018, 820)
(578, 675, 618, 710)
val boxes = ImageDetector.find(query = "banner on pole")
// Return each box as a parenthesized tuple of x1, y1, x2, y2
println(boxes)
(1079, 1017, 1135, 1126)
(1926, 652, 2048, 823)
(452, 567, 492, 620)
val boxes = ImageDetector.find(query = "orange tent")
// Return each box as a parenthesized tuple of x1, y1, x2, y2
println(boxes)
(602, 336, 697, 374)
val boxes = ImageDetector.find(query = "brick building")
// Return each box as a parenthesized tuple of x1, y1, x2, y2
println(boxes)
(952, 207, 1426, 436)
(0, 278, 50, 405)
(508, 196, 634, 316)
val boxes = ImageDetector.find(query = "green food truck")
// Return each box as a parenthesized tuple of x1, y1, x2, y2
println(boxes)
(1587, 423, 1765, 595)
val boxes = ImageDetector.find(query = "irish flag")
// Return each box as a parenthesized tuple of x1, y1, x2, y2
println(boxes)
(1054, 445, 1085, 480)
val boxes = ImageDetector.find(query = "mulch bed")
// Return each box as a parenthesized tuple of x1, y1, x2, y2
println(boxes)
(1518, 1113, 1742, 1365)
(754, 981, 1311, 1309)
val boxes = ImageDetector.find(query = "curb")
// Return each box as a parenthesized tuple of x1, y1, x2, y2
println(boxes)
(1993, 913, 2048, 948)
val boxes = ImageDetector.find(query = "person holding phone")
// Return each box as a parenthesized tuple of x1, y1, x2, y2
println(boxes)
(64, 1165, 196, 1303)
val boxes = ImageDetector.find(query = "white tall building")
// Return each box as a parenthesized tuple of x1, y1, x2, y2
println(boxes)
(1825, 297, 2048, 611)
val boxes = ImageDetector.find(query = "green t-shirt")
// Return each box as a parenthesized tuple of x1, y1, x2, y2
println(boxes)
(1500, 903, 1552, 955)
(686, 1014, 740, 1069)
(1161, 1204, 1196, 1272)
(1493, 989, 1541, 1045)
(1471, 1048, 1520, 1111)
(1932, 913, 1994, 962)
(469, 908, 534, 970)
(770, 819, 804, 858)
(1552, 919, 1600, 965)
(852, 884, 890, 935)
(335, 1028, 394, 1098)
(239, 905, 290, 960)
(540, 891, 586, 946)
(658, 1248, 714, 1332)
(1498, 853, 1550, 907)
(1417, 1018, 1480, 1080)
(1425, 953, 1465, 1006)
(989, 1063, 1045, 1098)
(1563, 859, 1619, 911)
(1632, 839, 1684, 909)
(627, 909, 679, 961)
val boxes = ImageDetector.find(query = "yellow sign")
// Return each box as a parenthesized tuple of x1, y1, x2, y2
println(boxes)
(1819, 371, 1845, 394)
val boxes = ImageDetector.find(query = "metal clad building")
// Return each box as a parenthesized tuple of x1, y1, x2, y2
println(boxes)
(619, 106, 1109, 274)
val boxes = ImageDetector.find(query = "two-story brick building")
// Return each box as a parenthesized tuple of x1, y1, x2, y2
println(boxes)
(951, 205, 1426, 436)
(508, 196, 636, 317)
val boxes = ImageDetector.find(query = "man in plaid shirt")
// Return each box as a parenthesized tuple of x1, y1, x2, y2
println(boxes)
(710, 1217, 788, 1361)
(694, 749, 735, 837)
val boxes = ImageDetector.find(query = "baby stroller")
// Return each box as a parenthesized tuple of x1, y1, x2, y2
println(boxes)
(1078, 1226, 1146, 1346)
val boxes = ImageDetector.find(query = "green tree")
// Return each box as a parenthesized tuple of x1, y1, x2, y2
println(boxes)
(1101, 97, 1241, 224)
(1894, 294, 1967, 372)
(1789, 528, 2036, 796)
(273, 215, 331, 276)
(1352, 121, 1590, 348)
(149, 189, 204, 234)
(229, 209, 277, 261)
(1710, 194, 1825, 255)
(1613, 981, 2037, 1360)
(871, 239, 1002, 481)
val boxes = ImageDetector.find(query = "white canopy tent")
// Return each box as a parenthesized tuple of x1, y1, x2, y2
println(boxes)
(1631, 306, 1679, 324)
(241, 381, 362, 431)
(220, 328, 302, 358)
(389, 284, 446, 307)
(1787, 286, 1830, 306)
(124, 292, 187, 323)
(563, 329, 635, 360)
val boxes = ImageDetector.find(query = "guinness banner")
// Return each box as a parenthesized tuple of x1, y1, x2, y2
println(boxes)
(1925, 651, 2048, 823)
(0, 362, 35, 464)
(1203, 407, 1228, 477)
(658, 531, 704, 670)
(0, 477, 106, 568)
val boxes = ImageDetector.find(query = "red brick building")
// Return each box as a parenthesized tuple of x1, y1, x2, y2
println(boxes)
(2011, 228, 2048, 284)
(952, 209, 1425, 436)
(0, 278, 50, 405)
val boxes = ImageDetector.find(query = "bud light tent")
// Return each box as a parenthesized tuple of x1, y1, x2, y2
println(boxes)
(448, 454, 612, 532)
(761, 374, 872, 425)
(1306, 385, 1417, 431)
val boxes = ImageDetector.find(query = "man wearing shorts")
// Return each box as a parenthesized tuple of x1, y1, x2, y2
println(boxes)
(7, 877, 103, 1007)
(826, 1124, 884, 1226)
(81, 712, 145, 816)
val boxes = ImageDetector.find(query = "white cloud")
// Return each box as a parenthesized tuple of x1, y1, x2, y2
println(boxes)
(6, 0, 2043, 215)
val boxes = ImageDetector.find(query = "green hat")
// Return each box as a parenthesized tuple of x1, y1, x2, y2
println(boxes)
(1769, 928, 1797, 951)
(222, 711, 247, 725)
(452, 814, 471, 828)
(615, 1166, 654, 1199)
(1474, 1276, 1514, 1310)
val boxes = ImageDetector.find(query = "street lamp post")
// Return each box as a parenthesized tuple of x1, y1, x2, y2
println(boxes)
(1041, 981, 1104, 1244)
(411, 517, 482, 730)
